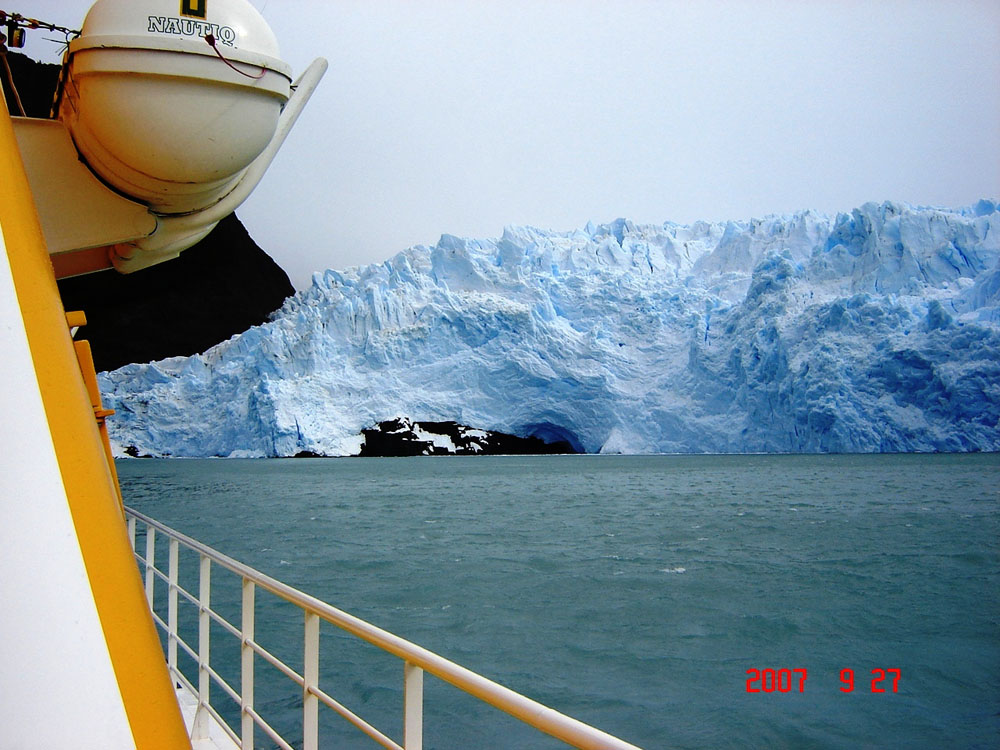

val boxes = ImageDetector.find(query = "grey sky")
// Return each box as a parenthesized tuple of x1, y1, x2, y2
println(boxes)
(21, 1, 1000, 288)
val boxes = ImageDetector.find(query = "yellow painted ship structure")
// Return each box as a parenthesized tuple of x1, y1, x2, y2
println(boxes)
(0, 2, 641, 747)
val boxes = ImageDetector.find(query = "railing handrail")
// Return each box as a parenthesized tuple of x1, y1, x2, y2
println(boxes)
(125, 506, 642, 750)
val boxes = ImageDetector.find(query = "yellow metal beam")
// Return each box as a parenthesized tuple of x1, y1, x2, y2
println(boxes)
(0, 96, 191, 749)
(73, 336, 125, 514)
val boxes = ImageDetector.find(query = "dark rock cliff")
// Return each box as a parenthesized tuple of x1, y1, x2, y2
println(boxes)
(4, 51, 295, 372)
(2, 49, 60, 118)
(356, 418, 579, 457)
(58, 215, 295, 371)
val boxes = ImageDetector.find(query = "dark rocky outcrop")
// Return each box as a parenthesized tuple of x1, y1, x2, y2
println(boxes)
(358, 418, 579, 457)
(58, 215, 295, 372)
(1, 50, 60, 118)
(4, 51, 296, 372)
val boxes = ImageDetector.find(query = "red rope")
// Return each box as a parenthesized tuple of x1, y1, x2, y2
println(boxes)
(204, 33, 266, 79)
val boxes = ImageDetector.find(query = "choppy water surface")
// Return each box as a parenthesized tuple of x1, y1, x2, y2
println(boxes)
(119, 454, 1000, 749)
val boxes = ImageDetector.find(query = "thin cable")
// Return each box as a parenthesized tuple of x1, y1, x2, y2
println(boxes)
(204, 34, 266, 79)
(0, 10, 80, 44)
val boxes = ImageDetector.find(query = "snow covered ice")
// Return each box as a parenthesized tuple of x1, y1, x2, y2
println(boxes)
(100, 200, 1000, 456)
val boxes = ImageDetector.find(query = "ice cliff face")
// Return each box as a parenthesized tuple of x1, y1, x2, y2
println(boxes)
(100, 200, 1000, 456)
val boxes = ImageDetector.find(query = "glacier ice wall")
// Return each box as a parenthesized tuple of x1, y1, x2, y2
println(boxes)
(100, 200, 1000, 456)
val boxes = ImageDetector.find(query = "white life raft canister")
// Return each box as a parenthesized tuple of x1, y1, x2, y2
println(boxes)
(58, 0, 292, 215)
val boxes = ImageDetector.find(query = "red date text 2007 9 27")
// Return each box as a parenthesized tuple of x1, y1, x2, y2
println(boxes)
(745, 668, 901, 693)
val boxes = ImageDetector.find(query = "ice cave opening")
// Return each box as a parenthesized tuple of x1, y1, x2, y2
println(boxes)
(520, 422, 585, 454)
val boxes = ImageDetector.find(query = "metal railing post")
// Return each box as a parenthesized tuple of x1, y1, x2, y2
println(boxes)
(241, 577, 256, 750)
(144, 526, 156, 607)
(193, 553, 212, 740)
(167, 538, 179, 676)
(124, 506, 644, 750)
(127, 516, 136, 551)
(403, 662, 424, 750)
(303, 611, 320, 750)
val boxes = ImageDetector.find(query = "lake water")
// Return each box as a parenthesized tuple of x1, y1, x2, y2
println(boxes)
(119, 453, 1000, 750)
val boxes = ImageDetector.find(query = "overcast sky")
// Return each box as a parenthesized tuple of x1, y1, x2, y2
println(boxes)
(21, 1, 1000, 288)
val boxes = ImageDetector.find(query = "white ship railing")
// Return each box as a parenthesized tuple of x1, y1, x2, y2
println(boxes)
(125, 507, 641, 750)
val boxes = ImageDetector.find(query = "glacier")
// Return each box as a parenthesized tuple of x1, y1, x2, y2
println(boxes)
(99, 200, 1000, 457)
